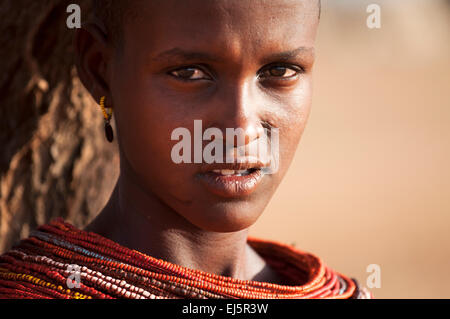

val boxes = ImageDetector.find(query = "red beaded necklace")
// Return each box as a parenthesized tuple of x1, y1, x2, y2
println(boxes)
(0, 218, 361, 299)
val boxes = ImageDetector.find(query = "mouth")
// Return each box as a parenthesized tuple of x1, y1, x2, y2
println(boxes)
(210, 168, 258, 176)
(197, 163, 266, 198)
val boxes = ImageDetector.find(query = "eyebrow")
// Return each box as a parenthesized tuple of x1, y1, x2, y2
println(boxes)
(263, 46, 315, 63)
(151, 46, 314, 64)
(151, 48, 220, 63)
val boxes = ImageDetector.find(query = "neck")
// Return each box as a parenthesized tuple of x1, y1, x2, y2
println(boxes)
(86, 172, 260, 280)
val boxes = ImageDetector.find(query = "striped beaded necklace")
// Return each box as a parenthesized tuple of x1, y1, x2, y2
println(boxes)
(0, 218, 368, 299)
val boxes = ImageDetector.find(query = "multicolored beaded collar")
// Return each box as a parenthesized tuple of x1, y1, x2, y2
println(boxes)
(0, 218, 371, 299)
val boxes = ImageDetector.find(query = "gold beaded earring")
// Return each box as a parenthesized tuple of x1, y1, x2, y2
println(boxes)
(99, 96, 114, 143)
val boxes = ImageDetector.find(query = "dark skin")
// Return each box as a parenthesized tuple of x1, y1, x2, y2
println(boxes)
(75, 0, 318, 284)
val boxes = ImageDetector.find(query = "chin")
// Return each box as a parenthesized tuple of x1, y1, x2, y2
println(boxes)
(182, 200, 266, 233)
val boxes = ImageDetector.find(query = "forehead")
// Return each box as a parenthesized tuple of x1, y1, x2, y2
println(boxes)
(122, 0, 318, 61)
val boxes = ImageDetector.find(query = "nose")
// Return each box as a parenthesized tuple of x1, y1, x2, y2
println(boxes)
(211, 80, 264, 147)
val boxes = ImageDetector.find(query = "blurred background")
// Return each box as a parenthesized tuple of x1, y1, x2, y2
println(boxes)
(250, 0, 450, 298)
(0, 0, 449, 298)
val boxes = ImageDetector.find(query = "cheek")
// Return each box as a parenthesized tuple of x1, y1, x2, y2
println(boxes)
(286, 75, 313, 134)
(274, 77, 313, 172)
(112, 59, 179, 165)
(111, 73, 197, 200)
(114, 96, 171, 166)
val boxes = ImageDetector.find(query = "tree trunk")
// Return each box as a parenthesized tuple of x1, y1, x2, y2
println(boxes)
(0, 0, 119, 253)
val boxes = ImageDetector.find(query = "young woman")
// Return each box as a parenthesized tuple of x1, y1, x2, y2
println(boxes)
(0, 0, 371, 299)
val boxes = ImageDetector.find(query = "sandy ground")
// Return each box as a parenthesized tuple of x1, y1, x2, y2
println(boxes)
(249, 0, 450, 298)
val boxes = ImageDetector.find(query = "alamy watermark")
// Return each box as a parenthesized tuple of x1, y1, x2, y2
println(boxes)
(66, 4, 81, 29)
(366, 264, 381, 288)
(171, 120, 280, 174)
(66, 264, 81, 289)
(366, 4, 381, 29)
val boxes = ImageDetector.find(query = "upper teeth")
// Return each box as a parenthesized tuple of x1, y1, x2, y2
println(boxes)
(212, 169, 250, 176)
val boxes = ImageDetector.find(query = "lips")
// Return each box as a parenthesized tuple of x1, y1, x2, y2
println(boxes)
(197, 161, 266, 198)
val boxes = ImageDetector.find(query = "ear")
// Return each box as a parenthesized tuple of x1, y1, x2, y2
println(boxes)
(74, 22, 111, 104)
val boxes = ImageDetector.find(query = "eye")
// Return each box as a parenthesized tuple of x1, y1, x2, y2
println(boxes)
(258, 64, 301, 80)
(169, 66, 211, 81)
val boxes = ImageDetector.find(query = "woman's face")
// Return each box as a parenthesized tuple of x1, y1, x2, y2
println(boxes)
(108, 0, 319, 232)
